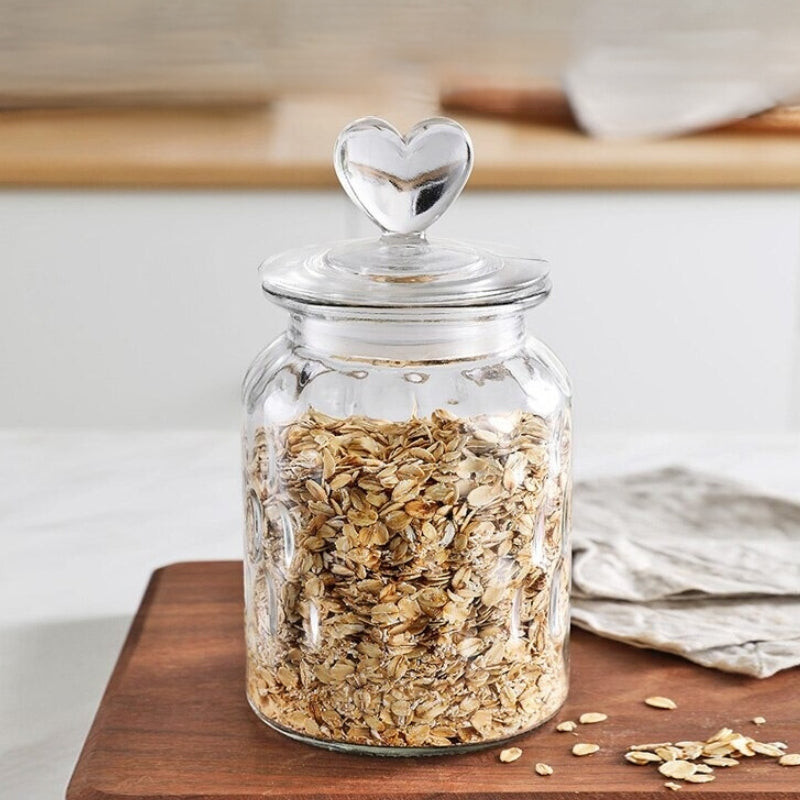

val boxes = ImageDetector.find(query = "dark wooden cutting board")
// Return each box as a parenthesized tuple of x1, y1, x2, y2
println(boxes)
(67, 561, 800, 799)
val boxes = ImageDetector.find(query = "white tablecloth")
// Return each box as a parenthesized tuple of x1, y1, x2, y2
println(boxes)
(2, 430, 799, 800)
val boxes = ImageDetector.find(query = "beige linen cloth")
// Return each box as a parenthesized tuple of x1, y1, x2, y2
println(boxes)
(571, 468, 800, 678)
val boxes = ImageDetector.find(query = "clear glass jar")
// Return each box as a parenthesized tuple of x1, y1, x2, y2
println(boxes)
(242, 117, 572, 755)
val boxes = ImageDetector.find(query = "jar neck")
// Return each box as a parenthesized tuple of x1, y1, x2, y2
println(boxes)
(288, 310, 527, 363)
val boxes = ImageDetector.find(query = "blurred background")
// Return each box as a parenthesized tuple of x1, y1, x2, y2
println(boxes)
(1, 0, 799, 434)
(4, 4, 800, 799)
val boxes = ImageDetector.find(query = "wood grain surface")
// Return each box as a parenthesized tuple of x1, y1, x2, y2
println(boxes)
(66, 561, 800, 800)
(5, 93, 800, 189)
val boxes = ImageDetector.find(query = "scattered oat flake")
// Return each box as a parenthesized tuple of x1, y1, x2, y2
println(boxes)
(658, 760, 697, 780)
(625, 751, 662, 765)
(572, 743, 600, 756)
(664, 782, 682, 791)
(729, 735, 756, 757)
(703, 741, 734, 757)
(684, 774, 715, 783)
(703, 756, 739, 767)
(656, 746, 680, 761)
(626, 724, 800, 787)
(680, 743, 703, 760)
(556, 720, 577, 732)
(499, 747, 523, 763)
(645, 696, 677, 710)
(535, 762, 554, 776)
(750, 741, 784, 757)
(579, 712, 608, 724)
(752, 716, 767, 725)
(708, 727, 733, 742)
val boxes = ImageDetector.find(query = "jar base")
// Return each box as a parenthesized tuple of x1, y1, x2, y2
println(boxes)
(247, 695, 562, 757)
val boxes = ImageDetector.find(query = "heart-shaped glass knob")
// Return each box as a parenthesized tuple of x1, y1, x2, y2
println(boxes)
(334, 116, 473, 236)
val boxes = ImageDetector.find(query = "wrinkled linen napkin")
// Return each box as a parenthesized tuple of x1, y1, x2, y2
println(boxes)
(571, 468, 800, 678)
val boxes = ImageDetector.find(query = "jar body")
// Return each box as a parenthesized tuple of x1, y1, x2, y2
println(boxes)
(242, 311, 572, 754)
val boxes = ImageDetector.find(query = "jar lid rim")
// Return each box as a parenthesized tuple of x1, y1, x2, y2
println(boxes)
(260, 236, 551, 310)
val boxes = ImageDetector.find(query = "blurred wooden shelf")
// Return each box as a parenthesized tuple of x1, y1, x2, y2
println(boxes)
(3, 92, 800, 189)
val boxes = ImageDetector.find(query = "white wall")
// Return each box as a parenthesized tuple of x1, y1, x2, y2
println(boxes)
(2, 189, 799, 431)
(1, 191, 340, 429)
(429, 192, 800, 434)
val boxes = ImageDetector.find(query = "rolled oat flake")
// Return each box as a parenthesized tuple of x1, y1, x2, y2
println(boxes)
(242, 115, 572, 754)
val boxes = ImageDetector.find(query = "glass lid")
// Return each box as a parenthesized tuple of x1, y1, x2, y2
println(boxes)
(260, 116, 550, 310)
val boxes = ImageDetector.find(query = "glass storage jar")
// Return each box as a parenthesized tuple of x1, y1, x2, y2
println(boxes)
(242, 117, 572, 755)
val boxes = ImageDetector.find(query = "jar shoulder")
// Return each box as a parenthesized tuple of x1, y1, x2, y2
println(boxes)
(243, 333, 570, 427)
(523, 335, 572, 401)
(242, 334, 292, 407)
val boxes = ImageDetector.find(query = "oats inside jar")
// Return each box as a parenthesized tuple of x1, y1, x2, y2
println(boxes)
(244, 407, 571, 748)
